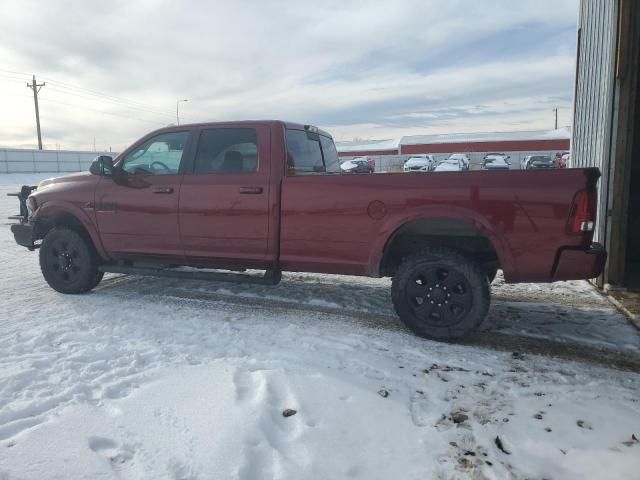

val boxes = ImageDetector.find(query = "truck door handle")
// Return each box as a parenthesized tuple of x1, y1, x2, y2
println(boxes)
(151, 186, 174, 194)
(239, 186, 263, 194)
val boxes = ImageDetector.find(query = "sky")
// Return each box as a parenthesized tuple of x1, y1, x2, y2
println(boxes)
(0, 0, 579, 151)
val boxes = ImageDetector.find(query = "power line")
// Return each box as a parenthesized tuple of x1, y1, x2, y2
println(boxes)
(1, 67, 195, 126)
(42, 78, 176, 115)
(0, 74, 31, 84)
(46, 84, 175, 120)
(1, 67, 176, 116)
(0, 67, 31, 78)
(37, 96, 169, 125)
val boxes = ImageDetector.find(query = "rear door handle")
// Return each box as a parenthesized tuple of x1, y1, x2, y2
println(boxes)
(239, 186, 263, 194)
(151, 186, 174, 194)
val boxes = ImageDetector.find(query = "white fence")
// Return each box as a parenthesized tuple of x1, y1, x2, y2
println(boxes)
(0, 149, 116, 174)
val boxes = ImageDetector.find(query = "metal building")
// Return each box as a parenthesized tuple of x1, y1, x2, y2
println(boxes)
(571, 0, 640, 289)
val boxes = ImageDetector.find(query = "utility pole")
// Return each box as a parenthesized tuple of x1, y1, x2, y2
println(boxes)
(176, 99, 188, 125)
(553, 108, 558, 130)
(27, 75, 46, 150)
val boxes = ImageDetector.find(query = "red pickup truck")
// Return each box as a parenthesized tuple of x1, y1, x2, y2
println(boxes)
(9, 121, 606, 340)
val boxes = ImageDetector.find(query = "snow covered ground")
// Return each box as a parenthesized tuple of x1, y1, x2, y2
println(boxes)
(1, 173, 639, 479)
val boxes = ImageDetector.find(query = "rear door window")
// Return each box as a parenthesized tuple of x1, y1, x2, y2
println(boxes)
(320, 135, 341, 173)
(286, 129, 324, 174)
(286, 129, 340, 175)
(193, 128, 258, 174)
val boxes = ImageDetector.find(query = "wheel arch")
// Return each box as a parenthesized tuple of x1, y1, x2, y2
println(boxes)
(370, 210, 515, 279)
(33, 202, 108, 260)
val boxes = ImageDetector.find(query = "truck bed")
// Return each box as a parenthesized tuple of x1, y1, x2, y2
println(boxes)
(280, 168, 602, 282)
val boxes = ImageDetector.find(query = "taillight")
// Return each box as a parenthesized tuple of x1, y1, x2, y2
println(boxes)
(568, 189, 596, 234)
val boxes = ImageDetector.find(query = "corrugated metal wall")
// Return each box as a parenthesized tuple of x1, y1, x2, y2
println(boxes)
(571, 0, 619, 245)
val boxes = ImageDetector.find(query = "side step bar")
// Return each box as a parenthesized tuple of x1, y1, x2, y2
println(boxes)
(98, 265, 282, 286)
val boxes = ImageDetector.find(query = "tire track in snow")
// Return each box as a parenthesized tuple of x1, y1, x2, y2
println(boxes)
(91, 278, 640, 372)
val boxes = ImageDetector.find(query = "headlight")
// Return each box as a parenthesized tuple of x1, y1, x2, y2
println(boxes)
(27, 196, 37, 216)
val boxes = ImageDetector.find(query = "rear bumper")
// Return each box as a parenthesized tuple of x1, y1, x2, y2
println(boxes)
(10, 223, 35, 249)
(551, 243, 607, 281)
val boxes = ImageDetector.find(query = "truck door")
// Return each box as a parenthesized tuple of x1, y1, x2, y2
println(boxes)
(94, 130, 193, 259)
(178, 125, 274, 267)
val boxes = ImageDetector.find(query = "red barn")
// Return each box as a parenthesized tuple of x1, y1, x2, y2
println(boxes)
(335, 128, 570, 158)
(399, 128, 570, 155)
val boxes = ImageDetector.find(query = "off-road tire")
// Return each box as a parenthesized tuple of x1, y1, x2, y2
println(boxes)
(39, 227, 102, 294)
(391, 247, 490, 340)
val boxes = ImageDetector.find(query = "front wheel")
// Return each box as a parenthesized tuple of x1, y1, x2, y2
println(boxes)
(391, 248, 490, 340)
(39, 227, 102, 294)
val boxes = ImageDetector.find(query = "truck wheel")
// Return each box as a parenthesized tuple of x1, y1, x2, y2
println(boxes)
(39, 227, 103, 294)
(391, 248, 490, 340)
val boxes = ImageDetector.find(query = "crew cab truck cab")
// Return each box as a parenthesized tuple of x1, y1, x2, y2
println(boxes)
(9, 120, 606, 341)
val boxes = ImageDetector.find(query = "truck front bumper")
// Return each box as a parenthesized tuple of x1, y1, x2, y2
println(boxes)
(11, 223, 35, 249)
(552, 243, 606, 281)
(7, 185, 38, 250)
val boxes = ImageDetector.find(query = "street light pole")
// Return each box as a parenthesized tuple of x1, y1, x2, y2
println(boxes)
(176, 99, 188, 125)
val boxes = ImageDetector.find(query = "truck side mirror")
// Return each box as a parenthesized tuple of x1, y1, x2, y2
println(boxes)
(90, 155, 115, 176)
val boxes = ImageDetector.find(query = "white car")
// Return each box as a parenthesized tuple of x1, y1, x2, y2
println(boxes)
(433, 158, 464, 172)
(482, 154, 511, 170)
(447, 153, 470, 171)
(520, 156, 531, 170)
(403, 155, 435, 172)
(339, 157, 374, 174)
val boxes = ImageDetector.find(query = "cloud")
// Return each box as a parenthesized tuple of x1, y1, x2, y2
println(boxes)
(0, 0, 579, 149)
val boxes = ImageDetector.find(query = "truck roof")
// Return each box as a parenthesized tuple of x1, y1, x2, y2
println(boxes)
(149, 120, 333, 139)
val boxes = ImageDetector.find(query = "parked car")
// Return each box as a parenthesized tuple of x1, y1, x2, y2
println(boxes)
(8, 120, 606, 341)
(447, 153, 470, 170)
(433, 158, 464, 172)
(526, 155, 555, 169)
(554, 151, 569, 168)
(482, 155, 511, 170)
(521, 155, 544, 169)
(340, 158, 374, 174)
(484, 152, 506, 159)
(555, 151, 570, 168)
(403, 155, 435, 172)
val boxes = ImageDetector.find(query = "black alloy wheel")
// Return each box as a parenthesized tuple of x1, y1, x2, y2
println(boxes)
(392, 248, 490, 340)
(39, 227, 103, 294)
(405, 265, 473, 328)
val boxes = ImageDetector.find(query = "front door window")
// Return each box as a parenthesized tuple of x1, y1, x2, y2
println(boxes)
(121, 131, 190, 175)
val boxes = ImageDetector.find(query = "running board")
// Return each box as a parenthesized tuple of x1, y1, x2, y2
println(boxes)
(98, 265, 282, 285)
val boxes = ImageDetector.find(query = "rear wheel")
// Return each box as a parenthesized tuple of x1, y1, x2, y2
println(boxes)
(39, 227, 102, 294)
(391, 248, 490, 340)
